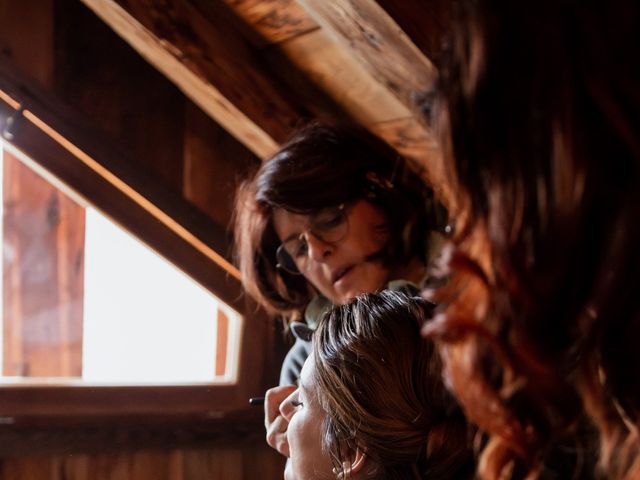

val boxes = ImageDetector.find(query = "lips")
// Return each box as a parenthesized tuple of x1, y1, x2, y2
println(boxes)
(332, 265, 354, 284)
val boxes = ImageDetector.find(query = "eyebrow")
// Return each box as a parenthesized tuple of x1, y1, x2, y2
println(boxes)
(283, 232, 303, 243)
(297, 376, 311, 394)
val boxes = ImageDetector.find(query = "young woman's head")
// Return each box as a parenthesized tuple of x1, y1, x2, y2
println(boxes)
(280, 291, 474, 480)
(234, 122, 444, 315)
(420, 0, 640, 477)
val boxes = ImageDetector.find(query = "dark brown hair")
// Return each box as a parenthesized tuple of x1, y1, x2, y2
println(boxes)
(234, 122, 445, 317)
(313, 291, 474, 480)
(421, 1, 640, 478)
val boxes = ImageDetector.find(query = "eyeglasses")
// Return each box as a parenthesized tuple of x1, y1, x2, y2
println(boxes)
(276, 204, 349, 275)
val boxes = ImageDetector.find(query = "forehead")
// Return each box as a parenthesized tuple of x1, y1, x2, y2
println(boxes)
(299, 356, 317, 396)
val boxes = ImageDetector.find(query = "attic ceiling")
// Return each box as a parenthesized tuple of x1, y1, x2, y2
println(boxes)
(78, 0, 450, 200)
(0, 0, 452, 295)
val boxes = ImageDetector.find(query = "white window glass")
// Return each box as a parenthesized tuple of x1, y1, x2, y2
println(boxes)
(0, 141, 241, 384)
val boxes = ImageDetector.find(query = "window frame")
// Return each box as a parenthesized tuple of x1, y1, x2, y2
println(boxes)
(0, 59, 277, 447)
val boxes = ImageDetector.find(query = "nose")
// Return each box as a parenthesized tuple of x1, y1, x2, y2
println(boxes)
(280, 389, 298, 421)
(306, 234, 334, 262)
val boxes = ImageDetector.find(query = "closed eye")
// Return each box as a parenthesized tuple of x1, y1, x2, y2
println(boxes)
(313, 209, 345, 230)
(290, 390, 303, 408)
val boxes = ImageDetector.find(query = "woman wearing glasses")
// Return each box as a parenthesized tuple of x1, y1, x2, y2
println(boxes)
(234, 122, 446, 459)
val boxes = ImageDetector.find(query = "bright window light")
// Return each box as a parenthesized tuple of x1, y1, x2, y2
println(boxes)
(82, 207, 240, 384)
(0, 142, 241, 385)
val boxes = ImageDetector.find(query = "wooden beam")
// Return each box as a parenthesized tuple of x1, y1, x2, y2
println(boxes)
(54, 0, 188, 195)
(219, 0, 319, 45)
(0, 58, 242, 300)
(296, 0, 438, 112)
(78, 0, 311, 159)
(0, 407, 265, 454)
(278, 29, 410, 124)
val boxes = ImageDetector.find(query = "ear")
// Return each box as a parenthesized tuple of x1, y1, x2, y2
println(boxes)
(348, 448, 367, 475)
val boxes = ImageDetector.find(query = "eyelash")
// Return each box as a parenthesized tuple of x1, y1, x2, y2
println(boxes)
(290, 399, 303, 408)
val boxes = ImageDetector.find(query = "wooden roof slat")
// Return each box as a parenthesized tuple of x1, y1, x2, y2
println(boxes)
(79, 0, 312, 159)
(220, 0, 319, 45)
(296, 0, 438, 112)
(278, 29, 410, 125)
(0, 58, 245, 303)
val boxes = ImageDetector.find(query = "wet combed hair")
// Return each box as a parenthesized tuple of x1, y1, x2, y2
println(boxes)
(312, 291, 475, 480)
(234, 122, 445, 317)
(420, 1, 640, 478)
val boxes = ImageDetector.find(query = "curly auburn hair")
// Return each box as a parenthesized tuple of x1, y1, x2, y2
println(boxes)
(421, 0, 640, 478)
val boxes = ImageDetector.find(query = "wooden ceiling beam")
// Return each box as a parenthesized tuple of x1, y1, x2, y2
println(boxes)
(277, 29, 410, 125)
(295, 0, 438, 113)
(219, 0, 319, 45)
(78, 0, 315, 159)
(290, 0, 453, 207)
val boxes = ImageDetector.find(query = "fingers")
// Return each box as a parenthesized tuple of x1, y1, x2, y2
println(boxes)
(265, 385, 297, 427)
(267, 414, 290, 457)
(264, 385, 297, 457)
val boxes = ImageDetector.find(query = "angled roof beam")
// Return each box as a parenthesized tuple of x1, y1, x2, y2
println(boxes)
(296, 0, 438, 113)
(79, 0, 314, 159)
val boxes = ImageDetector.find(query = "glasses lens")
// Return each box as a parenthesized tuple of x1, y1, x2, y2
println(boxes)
(275, 205, 349, 275)
(276, 241, 304, 274)
(310, 205, 348, 243)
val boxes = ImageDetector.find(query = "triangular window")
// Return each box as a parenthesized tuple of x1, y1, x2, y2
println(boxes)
(1, 141, 241, 385)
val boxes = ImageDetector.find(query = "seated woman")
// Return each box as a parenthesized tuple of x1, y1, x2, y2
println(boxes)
(234, 122, 447, 457)
(280, 290, 474, 480)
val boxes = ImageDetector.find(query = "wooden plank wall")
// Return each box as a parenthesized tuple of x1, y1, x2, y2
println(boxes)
(0, 446, 285, 480)
(2, 151, 85, 378)
(0, 0, 284, 478)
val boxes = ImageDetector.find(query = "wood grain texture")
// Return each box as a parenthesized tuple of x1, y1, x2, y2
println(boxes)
(0, 0, 54, 85)
(0, 444, 285, 480)
(2, 152, 85, 378)
(221, 0, 319, 44)
(0, 55, 242, 283)
(0, 409, 266, 454)
(183, 102, 258, 229)
(296, 0, 438, 112)
(0, 0, 85, 380)
(55, 0, 185, 196)
(279, 29, 410, 124)
(78, 0, 284, 159)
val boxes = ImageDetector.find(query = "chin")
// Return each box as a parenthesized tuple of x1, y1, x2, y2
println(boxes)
(283, 465, 294, 480)
(339, 286, 371, 304)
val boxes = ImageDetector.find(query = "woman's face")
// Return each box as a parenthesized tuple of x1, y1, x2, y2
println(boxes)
(272, 200, 390, 304)
(280, 357, 334, 480)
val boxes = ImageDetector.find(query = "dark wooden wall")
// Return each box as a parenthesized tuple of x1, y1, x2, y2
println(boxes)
(0, 446, 285, 480)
